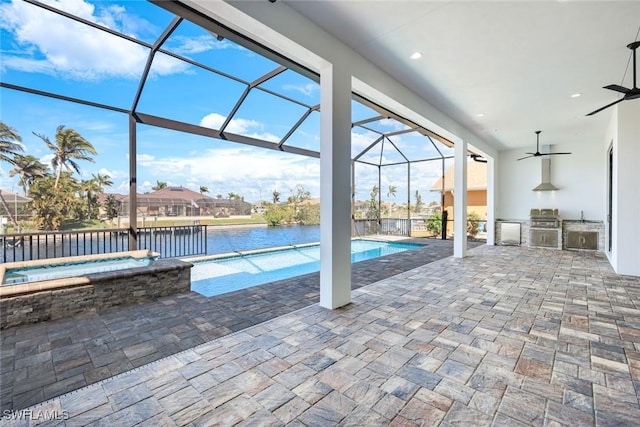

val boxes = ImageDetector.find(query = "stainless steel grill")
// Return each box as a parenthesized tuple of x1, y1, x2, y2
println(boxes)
(529, 208, 561, 248)
(530, 208, 559, 228)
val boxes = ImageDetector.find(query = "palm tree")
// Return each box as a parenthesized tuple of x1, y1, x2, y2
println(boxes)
(35, 125, 97, 188)
(9, 155, 49, 195)
(414, 190, 423, 213)
(90, 173, 112, 220)
(29, 172, 79, 230)
(80, 178, 102, 220)
(92, 173, 113, 192)
(0, 121, 24, 167)
(152, 180, 167, 191)
(272, 190, 280, 204)
(367, 185, 380, 220)
(199, 186, 209, 194)
(386, 184, 397, 216)
(104, 194, 119, 221)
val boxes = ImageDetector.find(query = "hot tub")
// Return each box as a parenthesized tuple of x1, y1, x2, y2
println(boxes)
(1, 250, 158, 285)
(0, 250, 192, 329)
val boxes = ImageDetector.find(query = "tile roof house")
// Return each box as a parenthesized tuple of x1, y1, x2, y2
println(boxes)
(98, 187, 252, 219)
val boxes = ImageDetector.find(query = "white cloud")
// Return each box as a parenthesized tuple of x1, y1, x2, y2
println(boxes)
(136, 154, 155, 164)
(167, 35, 241, 56)
(97, 167, 126, 181)
(39, 154, 55, 171)
(108, 144, 444, 204)
(134, 146, 320, 202)
(351, 129, 380, 156)
(282, 83, 318, 97)
(200, 113, 258, 134)
(200, 113, 279, 142)
(0, 0, 186, 80)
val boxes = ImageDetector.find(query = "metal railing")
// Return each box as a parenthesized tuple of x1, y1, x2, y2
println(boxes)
(137, 225, 207, 259)
(353, 217, 487, 241)
(1, 225, 208, 263)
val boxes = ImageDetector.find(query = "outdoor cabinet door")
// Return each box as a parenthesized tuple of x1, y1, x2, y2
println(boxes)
(581, 231, 598, 250)
(566, 231, 582, 249)
(567, 231, 598, 250)
(530, 229, 558, 248)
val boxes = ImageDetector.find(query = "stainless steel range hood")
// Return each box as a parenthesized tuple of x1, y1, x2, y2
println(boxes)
(532, 157, 559, 191)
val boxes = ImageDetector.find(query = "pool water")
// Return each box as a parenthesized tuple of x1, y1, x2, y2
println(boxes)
(191, 239, 420, 297)
(2, 257, 153, 285)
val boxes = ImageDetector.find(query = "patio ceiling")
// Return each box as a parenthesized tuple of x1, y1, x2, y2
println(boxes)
(285, 1, 640, 153)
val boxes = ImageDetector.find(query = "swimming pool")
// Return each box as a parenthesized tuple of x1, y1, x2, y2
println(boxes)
(190, 239, 421, 297)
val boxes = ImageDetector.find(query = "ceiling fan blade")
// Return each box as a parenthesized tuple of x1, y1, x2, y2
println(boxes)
(542, 152, 572, 156)
(604, 84, 631, 94)
(517, 155, 534, 161)
(586, 98, 625, 116)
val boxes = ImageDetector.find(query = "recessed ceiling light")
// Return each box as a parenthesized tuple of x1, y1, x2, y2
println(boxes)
(476, 113, 485, 117)
(570, 93, 582, 98)
(410, 52, 422, 60)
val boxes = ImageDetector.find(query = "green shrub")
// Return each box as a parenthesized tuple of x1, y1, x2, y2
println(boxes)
(467, 211, 483, 237)
(426, 211, 442, 235)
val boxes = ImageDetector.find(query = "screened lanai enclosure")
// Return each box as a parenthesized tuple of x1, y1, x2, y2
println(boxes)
(0, 0, 484, 258)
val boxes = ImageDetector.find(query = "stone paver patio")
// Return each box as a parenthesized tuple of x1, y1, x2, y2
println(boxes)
(3, 243, 640, 425)
(0, 238, 479, 412)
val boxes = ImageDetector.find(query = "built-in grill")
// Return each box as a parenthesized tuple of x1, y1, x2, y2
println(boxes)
(529, 208, 561, 248)
(530, 208, 560, 228)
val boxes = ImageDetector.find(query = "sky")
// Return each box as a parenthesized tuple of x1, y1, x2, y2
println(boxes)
(0, 0, 451, 204)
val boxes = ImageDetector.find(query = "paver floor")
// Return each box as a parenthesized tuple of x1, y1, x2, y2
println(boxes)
(3, 244, 640, 426)
(0, 238, 479, 412)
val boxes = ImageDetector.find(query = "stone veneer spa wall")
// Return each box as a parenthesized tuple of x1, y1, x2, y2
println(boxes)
(0, 251, 192, 329)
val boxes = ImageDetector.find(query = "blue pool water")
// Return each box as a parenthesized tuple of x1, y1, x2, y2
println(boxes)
(191, 239, 420, 297)
(3, 257, 153, 285)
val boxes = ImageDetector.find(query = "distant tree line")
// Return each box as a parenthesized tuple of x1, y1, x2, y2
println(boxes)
(263, 184, 319, 226)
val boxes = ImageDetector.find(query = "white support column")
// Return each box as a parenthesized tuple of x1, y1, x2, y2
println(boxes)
(486, 155, 496, 246)
(453, 138, 468, 258)
(612, 101, 640, 276)
(319, 62, 352, 309)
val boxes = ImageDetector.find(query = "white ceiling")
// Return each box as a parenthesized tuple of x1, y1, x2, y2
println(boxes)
(285, 1, 640, 153)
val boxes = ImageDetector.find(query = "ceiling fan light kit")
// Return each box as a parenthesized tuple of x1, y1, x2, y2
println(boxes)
(587, 41, 640, 116)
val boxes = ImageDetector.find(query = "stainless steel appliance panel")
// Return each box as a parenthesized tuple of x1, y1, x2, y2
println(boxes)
(566, 231, 598, 250)
(500, 222, 521, 246)
(530, 229, 559, 248)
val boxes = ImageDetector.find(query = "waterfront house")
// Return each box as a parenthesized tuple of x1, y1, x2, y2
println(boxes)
(98, 187, 252, 219)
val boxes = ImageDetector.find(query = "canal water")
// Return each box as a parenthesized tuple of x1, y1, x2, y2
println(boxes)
(207, 224, 320, 254)
(0, 224, 322, 263)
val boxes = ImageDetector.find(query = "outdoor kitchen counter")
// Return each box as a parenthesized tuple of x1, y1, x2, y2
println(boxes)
(495, 219, 605, 251)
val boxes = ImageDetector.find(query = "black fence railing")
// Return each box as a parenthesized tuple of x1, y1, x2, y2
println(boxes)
(0, 225, 208, 263)
(137, 225, 207, 259)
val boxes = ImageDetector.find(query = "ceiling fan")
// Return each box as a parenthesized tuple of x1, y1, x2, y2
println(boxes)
(587, 41, 640, 116)
(517, 131, 571, 161)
